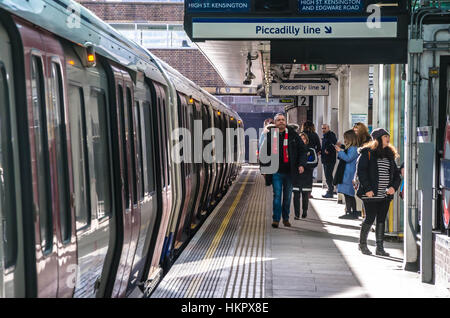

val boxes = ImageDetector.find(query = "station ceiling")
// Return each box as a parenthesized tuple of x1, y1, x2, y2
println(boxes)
(195, 40, 342, 89)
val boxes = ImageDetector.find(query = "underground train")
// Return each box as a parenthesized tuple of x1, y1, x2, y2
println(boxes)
(0, 0, 244, 298)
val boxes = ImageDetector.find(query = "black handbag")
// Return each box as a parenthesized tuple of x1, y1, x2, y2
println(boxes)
(333, 158, 346, 186)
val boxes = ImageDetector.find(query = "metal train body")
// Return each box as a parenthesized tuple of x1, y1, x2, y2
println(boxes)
(0, 0, 244, 298)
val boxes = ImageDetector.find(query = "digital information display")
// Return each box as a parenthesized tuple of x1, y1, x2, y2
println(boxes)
(298, 0, 364, 13)
(186, 0, 251, 12)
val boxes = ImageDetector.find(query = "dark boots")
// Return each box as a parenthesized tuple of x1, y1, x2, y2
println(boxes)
(375, 223, 390, 256)
(358, 223, 372, 255)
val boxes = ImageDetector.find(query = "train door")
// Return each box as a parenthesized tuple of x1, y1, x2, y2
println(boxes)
(64, 46, 114, 298)
(190, 101, 206, 229)
(18, 21, 77, 298)
(211, 110, 223, 203)
(173, 94, 194, 251)
(107, 65, 141, 298)
(0, 18, 23, 298)
(126, 79, 158, 296)
(145, 82, 172, 279)
(220, 115, 230, 193)
(201, 104, 214, 214)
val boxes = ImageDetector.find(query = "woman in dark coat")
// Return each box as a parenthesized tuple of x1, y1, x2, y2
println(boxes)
(301, 121, 321, 156)
(293, 133, 318, 219)
(355, 128, 401, 256)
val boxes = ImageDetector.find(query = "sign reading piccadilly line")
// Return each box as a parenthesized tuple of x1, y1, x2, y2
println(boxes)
(192, 17, 398, 39)
(186, 0, 250, 12)
(298, 0, 364, 13)
(271, 83, 329, 96)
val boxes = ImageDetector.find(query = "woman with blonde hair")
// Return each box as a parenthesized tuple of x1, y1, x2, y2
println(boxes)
(353, 122, 371, 147)
(334, 130, 359, 219)
(355, 128, 401, 256)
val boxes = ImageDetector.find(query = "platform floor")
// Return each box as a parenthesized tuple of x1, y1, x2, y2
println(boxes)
(151, 166, 450, 298)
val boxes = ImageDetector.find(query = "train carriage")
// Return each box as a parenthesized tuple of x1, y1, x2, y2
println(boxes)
(0, 0, 243, 298)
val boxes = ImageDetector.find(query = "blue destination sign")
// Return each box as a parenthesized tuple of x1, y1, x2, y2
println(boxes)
(186, 0, 250, 12)
(298, 0, 364, 12)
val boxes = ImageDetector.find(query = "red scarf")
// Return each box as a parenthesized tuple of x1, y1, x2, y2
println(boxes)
(272, 129, 289, 163)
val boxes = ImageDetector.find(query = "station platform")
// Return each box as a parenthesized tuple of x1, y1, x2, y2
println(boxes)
(151, 166, 450, 298)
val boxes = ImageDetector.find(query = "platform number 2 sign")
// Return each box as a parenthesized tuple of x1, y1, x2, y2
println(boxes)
(298, 96, 309, 107)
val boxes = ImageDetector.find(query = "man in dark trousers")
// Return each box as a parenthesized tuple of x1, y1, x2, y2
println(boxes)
(260, 113, 308, 228)
(321, 124, 337, 198)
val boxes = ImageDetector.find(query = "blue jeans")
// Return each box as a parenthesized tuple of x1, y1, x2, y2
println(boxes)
(272, 173, 293, 222)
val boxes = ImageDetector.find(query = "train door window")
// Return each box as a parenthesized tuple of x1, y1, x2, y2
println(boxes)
(118, 85, 130, 209)
(140, 101, 155, 195)
(49, 61, 71, 242)
(88, 88, 112, 219)
(162, 101, 170, 186)
(126, 88, 138, 205)
(189, 107, 195, 173)
(68, 84, 90, 230)
(157, 97, 166, 187)
(135, 101, 144, 199)
(0, 63, 17, 268)
(31, 55, 53, 252)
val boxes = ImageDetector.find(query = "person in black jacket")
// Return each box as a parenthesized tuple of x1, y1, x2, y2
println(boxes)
(301, 121, 321, 155)
(355, 128, 401, 256)
(321, 124, 337, 198)
(260, 113, 308, 228)
(293, 133, 318, 219)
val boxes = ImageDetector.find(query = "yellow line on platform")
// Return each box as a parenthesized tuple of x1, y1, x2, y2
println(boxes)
(184, 171, 251, 297)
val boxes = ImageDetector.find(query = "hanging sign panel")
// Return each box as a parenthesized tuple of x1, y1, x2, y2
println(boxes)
(271, 83, 329, 96)
(186, 0, 251, 12)
(192, 17, 398, 39)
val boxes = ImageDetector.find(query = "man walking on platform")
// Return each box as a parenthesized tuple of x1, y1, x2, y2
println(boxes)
(321, 124, 338, 198)
(260, 113, 308, 228)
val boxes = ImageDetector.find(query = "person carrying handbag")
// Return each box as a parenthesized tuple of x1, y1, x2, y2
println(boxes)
(355, 128, 401, 256)
(334, 130, 359, 219)
(293, 133, 318, 219)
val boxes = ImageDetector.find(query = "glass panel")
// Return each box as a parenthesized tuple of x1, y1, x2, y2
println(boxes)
(162, 102, 170, 186)
(88, 89, 112, 219)
(118, 85, 130, 209)
(168, 25, 193, 48)
(126, 88, 137, 205)
(140, 102, 155, 193)
(140, 25, 168, 48)
(0, 64, 17, 268)
(135, 101, 145, 198)
(31, 56, 53, 252)
(50, 62, 71, 242)
(68, 85, 89, 230)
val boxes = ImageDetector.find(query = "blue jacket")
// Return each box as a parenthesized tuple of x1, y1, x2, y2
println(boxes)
(337, 146, 358, 197)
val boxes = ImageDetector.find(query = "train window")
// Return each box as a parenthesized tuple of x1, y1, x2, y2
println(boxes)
(31, 55, 53, 253)
(0, 63, 17, 268)
(162, 102, 170, 186)
(49, 62, 71, 242)
(158, 97, 166, 187)
(126, 88, 138, 205)
(118, 85, 130, 209)
(68, 84, 90, 230)
(135, 101, 144, 198)
(88, 88, 112, 219)
(140, 101, 155, 194)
